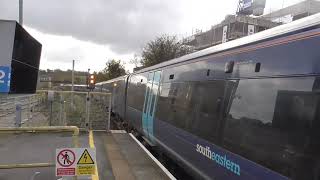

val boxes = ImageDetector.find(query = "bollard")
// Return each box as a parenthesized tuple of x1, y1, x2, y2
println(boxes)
(15, 104, 22, 127)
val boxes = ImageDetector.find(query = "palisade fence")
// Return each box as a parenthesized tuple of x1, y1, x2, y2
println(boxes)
(0, 91, 111, 130)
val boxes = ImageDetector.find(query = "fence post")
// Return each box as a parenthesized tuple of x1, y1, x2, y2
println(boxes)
(15, 104, 22, 127)
(48, 91, 54, 126)
(85, 92, 90, 131)
(59, 95, 63, 126)
(107, 93, 112, 132)
(49, 101, 52, 126)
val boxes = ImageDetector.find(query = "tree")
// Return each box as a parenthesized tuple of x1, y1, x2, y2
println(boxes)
(140, 35, 193, 67)
(129, 54, 141, 68)
(96, 59, 126, 82)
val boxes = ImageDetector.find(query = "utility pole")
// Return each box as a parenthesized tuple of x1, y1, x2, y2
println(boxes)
(71, 60, 75, 107)
(72, 60, 75, 92)
(19, 0, 23, 25)
(86, 68, 91, 130)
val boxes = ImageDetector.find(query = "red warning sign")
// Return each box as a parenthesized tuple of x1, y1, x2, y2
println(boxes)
(57, 168, 75, 176)
(56, 148, 96, 177)
(57, 149, 76, 167)
(56, 149, 76, 176)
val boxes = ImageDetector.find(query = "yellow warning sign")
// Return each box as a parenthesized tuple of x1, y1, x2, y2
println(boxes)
(77, 149, 94, 165)
(77, 165, 95, 175)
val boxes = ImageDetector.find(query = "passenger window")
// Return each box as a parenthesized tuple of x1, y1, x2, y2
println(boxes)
(223, 77, 320, 179)
(156, 81, 226, 144)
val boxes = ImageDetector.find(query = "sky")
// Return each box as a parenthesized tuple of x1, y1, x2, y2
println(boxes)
(0, 0, 304, 73)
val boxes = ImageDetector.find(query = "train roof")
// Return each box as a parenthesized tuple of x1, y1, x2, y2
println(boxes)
(96, 75, 127, 85)
(133, 13, 320, 74)
(0, 19, 17, 23)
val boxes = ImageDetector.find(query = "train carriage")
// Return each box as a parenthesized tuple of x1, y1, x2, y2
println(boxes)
(96, 75, 128, 120)
(98, 13, 320, 180)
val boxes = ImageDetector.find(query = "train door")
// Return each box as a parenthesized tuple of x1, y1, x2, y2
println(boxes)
(142, 71, 161, 139)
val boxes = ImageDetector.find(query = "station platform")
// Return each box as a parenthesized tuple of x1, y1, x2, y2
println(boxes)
(0, 129, 173, 180)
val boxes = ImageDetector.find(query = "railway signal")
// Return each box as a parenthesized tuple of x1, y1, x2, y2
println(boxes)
(87, 74, 96, 90)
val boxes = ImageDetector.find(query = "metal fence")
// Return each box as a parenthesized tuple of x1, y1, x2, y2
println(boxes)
(0, 93, 47, 127)
(0, 91, 111, 130)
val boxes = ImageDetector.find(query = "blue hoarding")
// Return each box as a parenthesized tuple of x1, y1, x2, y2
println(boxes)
(0, 66, 11, 93)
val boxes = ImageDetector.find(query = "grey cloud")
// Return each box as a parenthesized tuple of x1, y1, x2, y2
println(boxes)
(0, 0, 184, 54)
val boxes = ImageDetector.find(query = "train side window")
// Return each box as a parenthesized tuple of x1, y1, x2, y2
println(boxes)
(189, 81, 226, 143)
(141, 79, 143, 82)
(223, 77, 320, 179)
(225, 61, 234, 73)
(156, 81, 225, 144)
(206, 69, 210, 76)
(169, 74, 174, 79)
(255, 62, 261, 72)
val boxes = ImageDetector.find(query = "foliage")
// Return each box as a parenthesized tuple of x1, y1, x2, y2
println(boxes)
(96, 59, 126, 82)
(140, 35, 193, 67)
(129, 54, 141, 68)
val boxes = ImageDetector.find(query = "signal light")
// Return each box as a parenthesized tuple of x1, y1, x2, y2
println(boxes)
(87, 74, 96, 89)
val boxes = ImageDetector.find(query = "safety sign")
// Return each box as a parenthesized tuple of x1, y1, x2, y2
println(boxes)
(56, 148, 96, 176)
(56, 149, 76, 176)
(77, 149, 96, 175)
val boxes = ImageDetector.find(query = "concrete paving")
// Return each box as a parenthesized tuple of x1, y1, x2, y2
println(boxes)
(91, 132, 114, 180)
(0, 132, 89, 180)
(0, 131, 172, 180)
(104, 132, 170, 180)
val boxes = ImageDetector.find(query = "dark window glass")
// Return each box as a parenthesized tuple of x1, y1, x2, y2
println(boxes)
(156, 80, 226, 144)
(225, 61, 234, 73)
(127, 76, 146, 111)
(255, 62, 261, 72)
(169, 74, 174, 79)
(223, 77, 320, 179)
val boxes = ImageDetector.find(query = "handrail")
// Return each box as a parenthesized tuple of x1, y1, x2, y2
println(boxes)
(0, 163, 55, 169)
(0, 126, 79, 171)
(0, 126, 79, 135)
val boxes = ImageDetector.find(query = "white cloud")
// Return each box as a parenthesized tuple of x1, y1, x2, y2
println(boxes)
(26, 27, 133, 72)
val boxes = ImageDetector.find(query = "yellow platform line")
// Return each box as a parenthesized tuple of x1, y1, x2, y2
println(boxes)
(89, 130, 99, 180)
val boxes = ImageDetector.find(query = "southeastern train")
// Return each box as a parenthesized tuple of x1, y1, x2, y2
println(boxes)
(96, 14, 320, 180)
